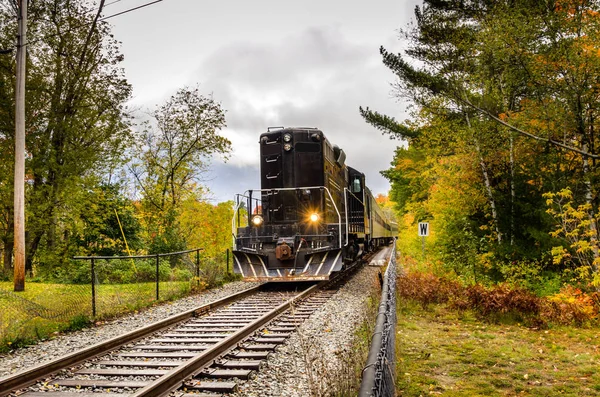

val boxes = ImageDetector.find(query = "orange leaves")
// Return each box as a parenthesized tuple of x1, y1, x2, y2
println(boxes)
(398, 270, 600, 326)
(375, 194, 389, 205)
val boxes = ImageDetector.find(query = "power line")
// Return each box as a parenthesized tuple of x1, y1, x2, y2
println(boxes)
(100, 0, 163, 21)
(105, 0, 126, 7)
(0, 0, 166, 51)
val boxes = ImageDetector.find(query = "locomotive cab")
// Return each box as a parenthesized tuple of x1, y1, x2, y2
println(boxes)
(232, 127, 347, 281)
(232, 127, 396, 282)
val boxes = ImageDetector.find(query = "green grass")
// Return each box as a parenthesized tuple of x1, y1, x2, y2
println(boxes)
(396, 299, 600, 396)
(0, 280, 191, 351)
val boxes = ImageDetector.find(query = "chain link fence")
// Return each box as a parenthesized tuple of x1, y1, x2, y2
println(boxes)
(0, 248, 234, 350)
(359, 239, 397, 397)
(76, 249, 203, 317)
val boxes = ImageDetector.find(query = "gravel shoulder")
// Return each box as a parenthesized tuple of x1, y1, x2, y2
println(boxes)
(0, 281, 260, 377)
(0, 264, 384, 396)
(233, 264, 382, 397)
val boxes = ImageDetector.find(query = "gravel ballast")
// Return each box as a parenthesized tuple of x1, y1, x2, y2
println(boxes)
(0, 264, 385, 396)
(233, 264, 382, 397)
(0, 281, 260, 377)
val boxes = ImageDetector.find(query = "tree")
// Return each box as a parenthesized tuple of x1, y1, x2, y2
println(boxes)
(0, 0, 132, 275)
(76, 182, 142, 257)
(179, 198, 234, 260)
(130, 87, 230, 253)
(364, 0, 600, 284)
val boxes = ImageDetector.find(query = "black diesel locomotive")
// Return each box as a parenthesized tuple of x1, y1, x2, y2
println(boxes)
(232, 127, 397, 281)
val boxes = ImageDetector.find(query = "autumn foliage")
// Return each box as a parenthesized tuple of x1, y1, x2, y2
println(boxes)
(398, 271, 600, 327)
(369, 0, 600, 290)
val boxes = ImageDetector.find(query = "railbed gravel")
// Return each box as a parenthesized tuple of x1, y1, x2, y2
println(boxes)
(1, 264, 385, 397)
(232, 264, 382, 397)
(0, 281, 260, 378)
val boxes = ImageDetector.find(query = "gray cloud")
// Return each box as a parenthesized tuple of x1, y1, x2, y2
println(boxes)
(190, 26, 408, 202)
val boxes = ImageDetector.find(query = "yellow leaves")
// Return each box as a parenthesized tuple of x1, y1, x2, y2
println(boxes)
(574, 240, 591, 253)
(592, 272, 600, 288)
(545, 188, 600, 280)
(527, 118, 549, 130)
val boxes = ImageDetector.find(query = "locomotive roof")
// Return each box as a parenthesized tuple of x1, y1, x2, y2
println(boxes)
(262, 127, 322, 134)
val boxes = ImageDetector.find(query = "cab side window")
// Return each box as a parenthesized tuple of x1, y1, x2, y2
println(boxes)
(352, 177, 361, 193)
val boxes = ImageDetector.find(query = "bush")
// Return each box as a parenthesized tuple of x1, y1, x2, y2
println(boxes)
(544, 286, 600, 325)
(497, 258, 563, 296)
(461, 283, 542, 324)
(171, 267, 193, 281)
(199, 258, 227, 288)
(397, 271, 461, 308)
(397, 271, 600, 327)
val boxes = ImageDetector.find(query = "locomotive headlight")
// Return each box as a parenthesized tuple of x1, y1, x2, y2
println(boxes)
(252, 215, 263, 226)
(309, 213, 320, 223)
(283, 133, 292, 142)
(283, 143, 292, 151)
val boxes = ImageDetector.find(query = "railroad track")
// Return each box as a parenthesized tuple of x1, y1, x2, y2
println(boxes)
(0, 248, 384, 397)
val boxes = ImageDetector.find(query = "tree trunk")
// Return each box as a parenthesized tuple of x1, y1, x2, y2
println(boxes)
(475, 140, 502, 244)
(582, 141, 599, 274)
(2, 236, 13, 275)
(3, 205, 14, 275)
(510, 134, 515, 246)
(466, 114, 502, 244)
(26, 231, 42, 273)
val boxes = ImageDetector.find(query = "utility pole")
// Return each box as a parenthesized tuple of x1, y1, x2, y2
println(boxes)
(14, 0, 27, 292)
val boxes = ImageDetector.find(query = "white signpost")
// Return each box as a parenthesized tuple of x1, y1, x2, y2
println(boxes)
(418, 222, 429, 258)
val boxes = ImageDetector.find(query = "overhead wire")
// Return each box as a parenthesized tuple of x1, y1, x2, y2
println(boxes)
(100, 0, 163, 21)
(0, 0, 165, 51)
(104, 0, 126, 7)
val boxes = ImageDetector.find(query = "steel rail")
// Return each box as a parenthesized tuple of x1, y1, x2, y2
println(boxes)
(130, 280, 327, 397)
(1, 250, 373, 397)
(0, 284, 262, 397)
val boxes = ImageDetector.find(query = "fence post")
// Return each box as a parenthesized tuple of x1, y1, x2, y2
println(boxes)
(226, 249, 230, 275)
(91, 258, 96, 317)
(155, 254, 159, 301)
(196, 249, 200, 288)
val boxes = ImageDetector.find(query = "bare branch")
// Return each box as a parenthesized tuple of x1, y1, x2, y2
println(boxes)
(462, 98, 600, 160)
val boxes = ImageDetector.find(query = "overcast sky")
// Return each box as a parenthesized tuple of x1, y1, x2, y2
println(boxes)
(107, 0, 422, 203)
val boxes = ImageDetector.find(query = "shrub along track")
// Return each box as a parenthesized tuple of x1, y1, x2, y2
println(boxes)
(0, 248, 384, 397)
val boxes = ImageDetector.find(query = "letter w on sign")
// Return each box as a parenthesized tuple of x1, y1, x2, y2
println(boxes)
(418, 222, 429, 237)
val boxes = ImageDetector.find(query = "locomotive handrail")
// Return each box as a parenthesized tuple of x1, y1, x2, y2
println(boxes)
(235, 233, 334, 240)
(343, 187, 366, 246)
(345, 188, 364, 205)
(231, 186, 343, 250)
(344, 188, 349, 246)
(231, 196, 246, 250)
